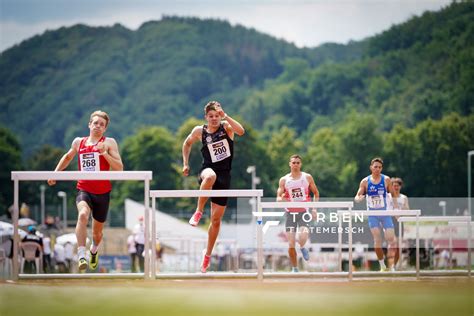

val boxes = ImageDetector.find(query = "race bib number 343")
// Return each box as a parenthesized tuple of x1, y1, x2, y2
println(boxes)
(79, 152, 100, 172)
(208, 139, 231, 163)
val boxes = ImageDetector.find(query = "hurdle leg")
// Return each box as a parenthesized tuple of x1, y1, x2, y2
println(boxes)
(468, 220, 472, 277)
(256, 195, 263, 281)
(348, 209, 353, 281)
(416, 214, 420, 279)
(12, 179, 19, 281)
(144, 178, 151, 280)
(398, 221, 403, 270)
(338, 213, 342, 272)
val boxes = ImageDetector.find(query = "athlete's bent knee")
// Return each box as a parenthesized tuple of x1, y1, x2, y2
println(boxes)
(211, 217, 221, 228)
(77, 210, 89, 224)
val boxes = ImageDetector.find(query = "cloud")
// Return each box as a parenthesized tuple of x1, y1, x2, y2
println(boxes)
(0, 0, 452, 51)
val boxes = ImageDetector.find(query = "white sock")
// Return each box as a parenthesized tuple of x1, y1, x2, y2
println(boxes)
(77, 246, 86, 259)
(90, 242, 99, 254)
(379, 260, 386, 269)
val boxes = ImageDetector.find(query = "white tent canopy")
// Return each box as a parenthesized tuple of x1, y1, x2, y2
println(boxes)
(125, 199, 288, 251)
(125, 199, 207, 251)
(0, 221, 27, 238)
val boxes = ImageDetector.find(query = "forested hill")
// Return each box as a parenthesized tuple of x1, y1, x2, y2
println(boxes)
(239, 1, 474, 137)
(0, 16, 363, 154)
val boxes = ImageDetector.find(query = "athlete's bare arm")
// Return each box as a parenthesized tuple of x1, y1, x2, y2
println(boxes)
(385, 176, 393, 196)
(306, 174, 319, 218)
(215, 103, 245, 137)
(276, 177, 287, 202)
(182, 126, 203, 176)
(354, 178, 367, 203)
(306, 174, 320, 201)
(47, 137, 81, 186)
(404, 196, 410, 210)
(97, 138, 123, 171)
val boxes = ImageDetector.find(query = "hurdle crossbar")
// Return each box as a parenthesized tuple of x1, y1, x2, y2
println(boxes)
(150, 189, 263, 280)
(150, 189, 263, 198)
(398, 216, 471, 222)
(10, 171, 152, 281)
(337, 210, 421, 217)
(260, 201, 353, 209)
(11, 171, 152, 181)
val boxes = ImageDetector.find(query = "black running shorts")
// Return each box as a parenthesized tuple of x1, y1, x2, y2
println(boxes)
(76, 190, 110, 223)
(285, 211, 311, 233)
(198, 168, 231, 206)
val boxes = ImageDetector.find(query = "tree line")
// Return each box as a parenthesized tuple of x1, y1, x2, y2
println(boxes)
(1, 112, 472, 221)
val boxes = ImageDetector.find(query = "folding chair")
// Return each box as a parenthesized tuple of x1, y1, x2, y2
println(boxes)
(20, 241, 43, 274)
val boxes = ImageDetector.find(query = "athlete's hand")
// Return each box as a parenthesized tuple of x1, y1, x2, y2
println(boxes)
(182, 165, 190, 176)
(214, 103, 226, 119)
(47, 179, 56, 186)
(95, 141, 108, 155)
(276, 193, 287, 202)
(311, 208, 317, 221)
(354, 195, 365, 203)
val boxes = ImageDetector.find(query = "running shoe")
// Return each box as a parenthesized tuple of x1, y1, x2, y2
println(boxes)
(380, 267, 389, 272)
(89, 251, 99, 270)
(291, 267, 299, 273)
(201, 250, 211, 273)
(78, 257, 88, 271)
(189, 211, 203, 226)
(300, 247, 310, 261)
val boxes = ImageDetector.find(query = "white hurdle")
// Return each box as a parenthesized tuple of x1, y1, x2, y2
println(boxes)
(10, 171, 152, 280)
(398, 216, 472, 277)
(149, 189, 263, 280)
(257, 201, 354, 280)
(337, 210, 421, 279)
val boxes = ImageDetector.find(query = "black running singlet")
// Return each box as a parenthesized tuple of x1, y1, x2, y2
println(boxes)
(200, 124, 234, 171)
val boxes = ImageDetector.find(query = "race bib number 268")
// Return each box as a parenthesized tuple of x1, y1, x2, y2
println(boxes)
(79, 152, 100, 172)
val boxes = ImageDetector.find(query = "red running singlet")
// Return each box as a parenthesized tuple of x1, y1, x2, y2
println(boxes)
(76, 136, 112, 194)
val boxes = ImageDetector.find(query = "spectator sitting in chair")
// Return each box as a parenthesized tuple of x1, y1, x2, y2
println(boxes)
(21, 225, 43, 273)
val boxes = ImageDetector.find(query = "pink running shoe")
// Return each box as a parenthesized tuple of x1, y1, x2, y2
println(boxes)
(201, 250, 211, 273)
(189, 211, 203, 226)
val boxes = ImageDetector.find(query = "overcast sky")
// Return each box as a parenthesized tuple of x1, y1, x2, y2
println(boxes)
(0, 0, 452, 52)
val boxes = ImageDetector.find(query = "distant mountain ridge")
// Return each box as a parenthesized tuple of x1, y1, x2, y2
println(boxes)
(1, 16, 357, 153)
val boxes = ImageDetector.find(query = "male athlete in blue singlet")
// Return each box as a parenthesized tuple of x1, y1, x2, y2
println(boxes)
(355, 157, 397, 271)
(182, 101, 245, 272)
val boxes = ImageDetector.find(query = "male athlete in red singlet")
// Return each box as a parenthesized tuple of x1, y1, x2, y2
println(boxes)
(277, 155, 319, 272)
(48, 110, 123, 271)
